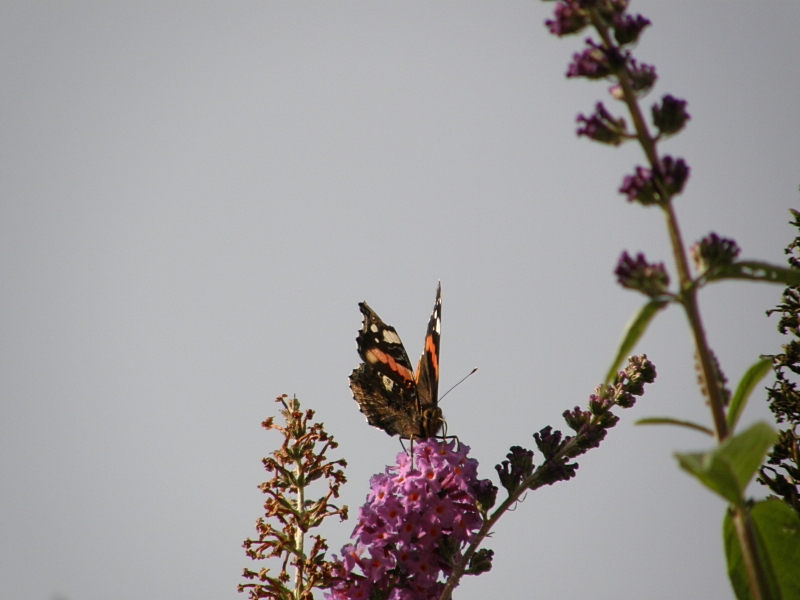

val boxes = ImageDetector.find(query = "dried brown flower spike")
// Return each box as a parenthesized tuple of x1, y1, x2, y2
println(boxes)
(239, 395, 348, 600)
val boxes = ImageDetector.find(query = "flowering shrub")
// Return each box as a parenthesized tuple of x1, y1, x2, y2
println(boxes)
(241, 4, 800, 599)
(242, 353, 655, 599)
(327, 440, 491, 600)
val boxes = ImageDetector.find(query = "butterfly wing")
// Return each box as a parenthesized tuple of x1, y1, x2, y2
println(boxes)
(351, 300, 422, 438)
(349, 364, 422, 439)
(414, 282, 441, 410)
(355, 301, 417, 393)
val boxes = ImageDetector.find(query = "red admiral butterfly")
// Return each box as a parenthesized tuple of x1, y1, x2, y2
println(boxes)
(349, 283, 442, 439)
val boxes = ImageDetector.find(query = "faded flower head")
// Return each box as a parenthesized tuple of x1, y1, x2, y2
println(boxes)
(240, 396, 348, 600)
(615, 251, 669, 297)
(328, 440, 489, 600)
(690, 233, 741, 274)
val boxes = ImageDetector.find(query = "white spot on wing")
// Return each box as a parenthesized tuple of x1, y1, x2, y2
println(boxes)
(435, 318, 440, 334)
(370, 324, 378, 333)
(383, 330, 402, 344)
(381, 375, 394, 391)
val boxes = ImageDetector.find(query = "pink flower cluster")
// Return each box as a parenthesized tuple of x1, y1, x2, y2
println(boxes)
(328, 440, 484, 600)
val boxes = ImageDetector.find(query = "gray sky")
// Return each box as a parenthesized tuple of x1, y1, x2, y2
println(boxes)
(2, 2, 799, 599)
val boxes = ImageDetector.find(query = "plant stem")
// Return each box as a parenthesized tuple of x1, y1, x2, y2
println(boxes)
(590, 10, 767, 598)
(439, 436, 584, 600)
(732, 505, 771, 600)
(295, 458, 305, 600)
(662, 203, 730, 440)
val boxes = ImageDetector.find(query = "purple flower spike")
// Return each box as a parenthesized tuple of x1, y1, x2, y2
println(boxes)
(328, 440, 487, 600)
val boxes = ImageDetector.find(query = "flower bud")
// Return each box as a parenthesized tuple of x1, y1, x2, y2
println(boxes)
(471, 479, 499, 512)
(627, 59, 657, 93)
(652, 95, 690, 135)
(563, 406, 592, 432)
(612, 13, 651, 45)
(567, 40, 625, 79)
(577, 102, 628, 145)
(619, 166, 658, 205)
(659, 156, 690, 196)
(690, 233, 740, 274)
(546, 1, 590, 37)
(467, 548, 495, 575)
(614, 251, 669, 297)
(495, 446, 535, 493)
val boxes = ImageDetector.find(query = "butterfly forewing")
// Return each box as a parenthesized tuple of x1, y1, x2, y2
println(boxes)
(356, 301, 416, 393)
(414, 282, 441, 410)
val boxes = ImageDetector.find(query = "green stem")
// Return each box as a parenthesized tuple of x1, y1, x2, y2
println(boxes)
(732, 505, 771, 600)
(663, 204, 729, 440)
(588, 9, 768, 599)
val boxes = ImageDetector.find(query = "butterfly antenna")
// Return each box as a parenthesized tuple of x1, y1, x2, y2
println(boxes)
(439, 367, 478, 403)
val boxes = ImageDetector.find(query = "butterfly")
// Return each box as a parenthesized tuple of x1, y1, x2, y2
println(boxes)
(349, 283, 442, 439)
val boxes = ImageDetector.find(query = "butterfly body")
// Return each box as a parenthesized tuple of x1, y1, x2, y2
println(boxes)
(349, 283, 442, 439)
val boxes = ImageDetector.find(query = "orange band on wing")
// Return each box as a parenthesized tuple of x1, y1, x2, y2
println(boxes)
(365, 347, 414, 384)
(424, 334, 439, 378)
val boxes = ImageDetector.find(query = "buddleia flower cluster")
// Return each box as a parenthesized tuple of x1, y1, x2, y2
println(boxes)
(327, 440, 492, 600)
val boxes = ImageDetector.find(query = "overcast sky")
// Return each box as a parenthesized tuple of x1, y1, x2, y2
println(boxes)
(2, 2, 799, 599)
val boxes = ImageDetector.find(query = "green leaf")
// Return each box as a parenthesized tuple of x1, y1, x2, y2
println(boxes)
(635, 416, 714, 436)
(605, 299, 668, 383)
(727, 358, 773, 433)
(752, 500, 800, 597)
(675, 422, 777, 504)
(724, 499, 800, 600)
(708, 261, 800, 286)
(677, 451, 743, 505)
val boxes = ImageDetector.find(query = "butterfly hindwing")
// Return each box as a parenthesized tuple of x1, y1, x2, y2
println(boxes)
(349, 364, 422, 439)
